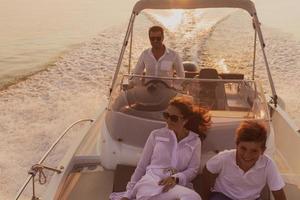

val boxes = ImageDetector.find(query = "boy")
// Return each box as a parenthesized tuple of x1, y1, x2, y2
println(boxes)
(202, 120, 286, 200)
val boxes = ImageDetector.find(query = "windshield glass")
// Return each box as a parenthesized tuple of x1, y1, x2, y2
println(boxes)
(111, 8, 257, 90)
(131, 8, 254, 72)
(108, 8, 269, 121)
(108, 74, 269, 121)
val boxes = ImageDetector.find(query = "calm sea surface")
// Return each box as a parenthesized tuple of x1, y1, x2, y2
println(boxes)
(0, 0, 136, 88)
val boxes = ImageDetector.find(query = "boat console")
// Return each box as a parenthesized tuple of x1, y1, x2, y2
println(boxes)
(105, 74, 269, 150)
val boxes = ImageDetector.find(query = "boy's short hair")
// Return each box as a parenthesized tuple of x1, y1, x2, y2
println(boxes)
(148, 26, 164, 37)
(236, 120, 267, 148)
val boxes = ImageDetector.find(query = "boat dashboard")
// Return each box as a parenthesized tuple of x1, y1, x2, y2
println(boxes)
(109, 74, 268, 119)
(105, 74, 270, 148)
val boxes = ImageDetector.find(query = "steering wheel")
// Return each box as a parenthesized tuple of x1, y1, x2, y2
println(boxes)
(125, 79, 176, 111)
(144, 79, 171, 89)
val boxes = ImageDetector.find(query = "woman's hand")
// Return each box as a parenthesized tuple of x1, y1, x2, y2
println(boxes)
(159, 176, 176, 192)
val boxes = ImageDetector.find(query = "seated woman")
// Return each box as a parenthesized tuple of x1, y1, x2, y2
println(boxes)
(202, 120, 287, 200)
(110, 96, 211, 200)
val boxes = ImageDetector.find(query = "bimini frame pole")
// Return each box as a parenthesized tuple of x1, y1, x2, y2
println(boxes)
(252, 20, 257, 81)
(252, 13, 278, 107)
(110, 12, 136, 94)
(128, 20, 134, 74)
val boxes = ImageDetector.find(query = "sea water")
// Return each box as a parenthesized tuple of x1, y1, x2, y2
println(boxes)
(1, 0, 300, 199)
(0, 0, 136, 88)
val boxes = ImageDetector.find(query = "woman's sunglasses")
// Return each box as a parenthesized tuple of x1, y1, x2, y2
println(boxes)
(162, 112, 182, 122)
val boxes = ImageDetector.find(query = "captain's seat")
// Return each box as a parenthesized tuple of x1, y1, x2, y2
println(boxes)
(183, 61, 198, 78)
(196, 68, 227, 110)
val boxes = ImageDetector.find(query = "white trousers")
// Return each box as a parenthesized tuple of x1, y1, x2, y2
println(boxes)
(139, 185, 201, 200)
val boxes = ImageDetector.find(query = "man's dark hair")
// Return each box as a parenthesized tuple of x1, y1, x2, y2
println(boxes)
(148, 26, 164, 37)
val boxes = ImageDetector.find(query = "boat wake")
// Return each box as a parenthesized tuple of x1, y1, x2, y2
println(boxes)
(0, 26, 125, 199)
(145, 9, 233, 65)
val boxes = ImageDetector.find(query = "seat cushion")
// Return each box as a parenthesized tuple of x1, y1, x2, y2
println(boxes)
(112, 164, 136, 192)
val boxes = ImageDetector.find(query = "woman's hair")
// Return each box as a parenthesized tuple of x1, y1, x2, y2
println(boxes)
(169, 96, 211, 141)
(236, 120, 267, 149)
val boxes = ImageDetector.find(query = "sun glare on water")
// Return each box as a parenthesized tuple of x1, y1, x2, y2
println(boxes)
(149, 10, 185, 31)
(217, 59, 229, 73)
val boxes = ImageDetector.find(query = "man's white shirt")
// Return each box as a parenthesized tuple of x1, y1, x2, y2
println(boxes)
(133, 48, 185, 78)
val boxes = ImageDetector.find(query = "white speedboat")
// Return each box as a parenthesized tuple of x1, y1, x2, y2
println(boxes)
(15, 0, 300, 199)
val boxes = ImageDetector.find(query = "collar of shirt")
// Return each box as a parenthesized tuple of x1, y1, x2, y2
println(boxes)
(163, 127, 199, 144)
(231, 150, 267, 174)
(147, 46, 170, 59)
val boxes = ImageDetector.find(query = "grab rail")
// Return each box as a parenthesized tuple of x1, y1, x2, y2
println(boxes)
(15, 118, 94, 200)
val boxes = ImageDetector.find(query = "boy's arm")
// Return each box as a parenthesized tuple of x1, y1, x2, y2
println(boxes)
(201, 166, 218, 200)
(272, 189, 287, 200)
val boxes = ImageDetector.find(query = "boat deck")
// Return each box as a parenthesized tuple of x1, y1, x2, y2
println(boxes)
(57, 164, 269, 200)
(57, 166, 113, 200)
(57, 163, 300, 200)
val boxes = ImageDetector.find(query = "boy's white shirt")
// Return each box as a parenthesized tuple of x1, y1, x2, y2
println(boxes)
(206, 149, 285, 200)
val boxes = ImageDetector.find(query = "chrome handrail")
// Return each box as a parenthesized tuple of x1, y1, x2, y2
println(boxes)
(122, 74, 257, 83)
(15, 118, 94, 200)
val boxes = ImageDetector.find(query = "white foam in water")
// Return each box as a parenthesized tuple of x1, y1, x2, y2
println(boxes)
(0, 26, 128, 199)
(0, 9, 300, 199)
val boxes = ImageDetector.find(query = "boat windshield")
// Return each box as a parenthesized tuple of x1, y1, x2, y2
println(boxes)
(108, 74, 269, 121)
(107, 7, 269, 122)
